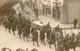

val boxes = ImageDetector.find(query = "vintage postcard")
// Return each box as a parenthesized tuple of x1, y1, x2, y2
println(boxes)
(0, 0, 80, 51)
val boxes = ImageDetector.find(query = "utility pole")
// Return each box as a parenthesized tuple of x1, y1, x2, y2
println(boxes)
(67, 8, 68, 24)
(67, 1, 68, 24)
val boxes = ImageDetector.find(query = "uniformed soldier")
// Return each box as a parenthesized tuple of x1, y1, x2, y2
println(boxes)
(46, 22, 51, 42)
(12, 22, 16, 36)
(76, 32, 80, 47)
(18, 25, 22, 39)
(54, 25, 60, 32)
(32, 29, 39, 47)
(59, 28, 63, 38)
(7, 23, 11, 33)
(46, 22, 51, 29)
(46, 28, 51, 42)
(40, 27, 46, 45)
(69, 33, 76, 51)
(22, 27, 27, 41)
(64, 34, 70, 51)
(31, 28, 35, 34)
(48, 30, 55, 48)
(23, 26, 30, 42)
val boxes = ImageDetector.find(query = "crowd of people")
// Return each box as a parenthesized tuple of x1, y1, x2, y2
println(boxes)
(0, 8, 80, 51)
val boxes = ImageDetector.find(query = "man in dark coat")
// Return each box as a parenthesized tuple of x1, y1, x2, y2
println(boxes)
(69, 33, 76, 51)
(74, 18, 78, 28)
(46, 22, 51, 29)
(76, 32, 80, 47)
(40, 27, 45, 45)
(64, 34, 70, 51)
(46, 28, 51, 42)
(49, 30, 55, 48)
(23, 26, 30, 42)
(46, 22, 51, 42)
(22, 27, 27, 41)
(8, 15, 13, 23)
(32, 29, 39, 47)
(12, 22, 16, 36)
(55, 25, 60, 32)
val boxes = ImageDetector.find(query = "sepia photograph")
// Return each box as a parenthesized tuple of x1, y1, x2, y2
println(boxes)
(0, 0, 80, 51)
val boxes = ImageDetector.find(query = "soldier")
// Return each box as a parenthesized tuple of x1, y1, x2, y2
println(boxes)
(7, 15, 13, 33)
(48, 30, 55, 48)
(54, 25, 60, 32)
(46, 22, 51, 42)
(59, 28, 63, 37)
(76, 32, 80, 47)
(22, 26, 30, 42)
(46, 22, 51, 29)
(64, 34, 70, 51)
(69, 33, 76, 51)
(74, 18, 78, 28)
(22, 27, 26, 41)
(18, 25, 22, 39)
(27, 18, 31, 26)
(12, 22, 16, 36)
(32, 29, 39, 47)
(7, 23, 11, 33)
(8, 14, 13, 24)
(4, 18, 8, 31)
(31, 28, 35, 34)
(46, 28, 51, 42)
(40, 26, 46, 45)
(26, 24, 31, 38)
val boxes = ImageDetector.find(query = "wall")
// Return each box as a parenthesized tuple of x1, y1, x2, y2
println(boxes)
(61, 0, 80, 24)
(68, 3, 80, 23)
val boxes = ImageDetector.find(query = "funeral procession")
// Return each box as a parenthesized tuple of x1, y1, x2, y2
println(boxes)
(0, 0, 80, 51)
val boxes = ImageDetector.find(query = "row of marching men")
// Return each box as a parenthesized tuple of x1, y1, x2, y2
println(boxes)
(1, 13, 80, 51)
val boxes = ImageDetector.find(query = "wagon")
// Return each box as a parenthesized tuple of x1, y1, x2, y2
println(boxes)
(31, 21, 44, 30)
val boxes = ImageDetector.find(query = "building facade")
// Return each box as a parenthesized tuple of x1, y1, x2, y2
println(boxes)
(61, 0, 80, 24)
